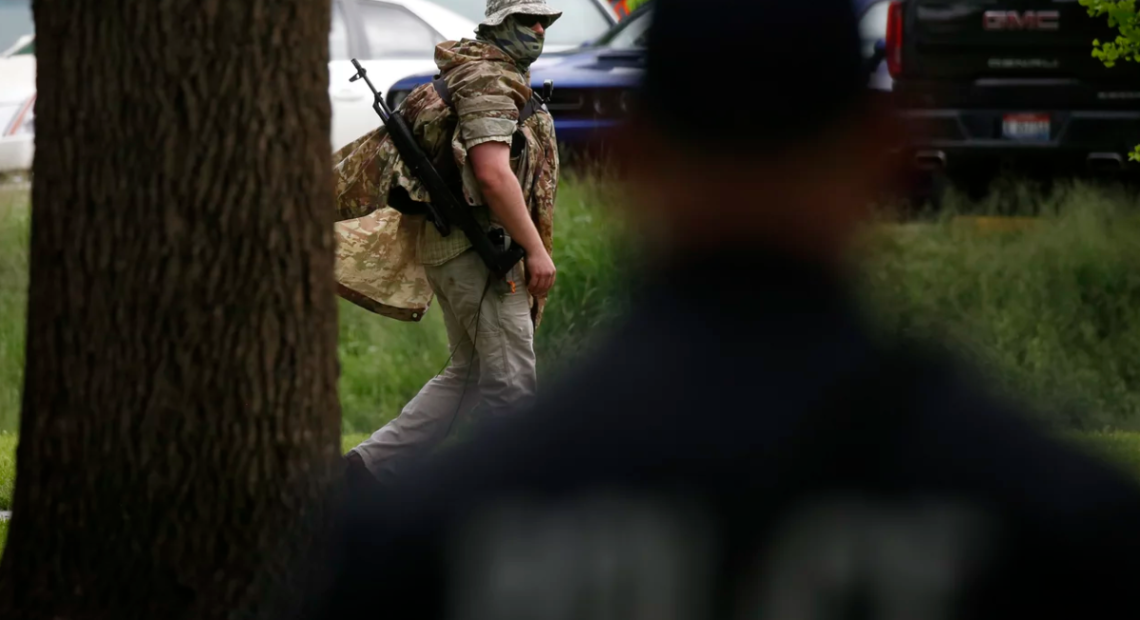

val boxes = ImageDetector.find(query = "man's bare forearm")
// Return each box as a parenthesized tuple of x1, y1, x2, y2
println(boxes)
(468, 141, 556, 295)
(479, 166, 545, 254)
(469, 141, 546, 255)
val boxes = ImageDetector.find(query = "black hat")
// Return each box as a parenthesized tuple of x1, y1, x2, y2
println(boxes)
(637, 0, 868, 154)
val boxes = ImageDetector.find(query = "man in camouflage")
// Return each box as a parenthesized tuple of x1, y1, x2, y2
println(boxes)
(333, 0, 562, 486)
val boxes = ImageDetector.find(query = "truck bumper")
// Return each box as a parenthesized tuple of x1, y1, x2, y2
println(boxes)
(897, 109, 1140, 173)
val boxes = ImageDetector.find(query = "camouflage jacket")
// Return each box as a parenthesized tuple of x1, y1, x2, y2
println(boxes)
(332, 39, 559, 328)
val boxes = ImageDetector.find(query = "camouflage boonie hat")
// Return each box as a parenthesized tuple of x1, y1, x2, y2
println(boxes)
(481, 0, 562, 28)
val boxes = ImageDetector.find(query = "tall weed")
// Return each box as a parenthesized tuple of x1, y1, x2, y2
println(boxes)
(856, 178, 1140, 429)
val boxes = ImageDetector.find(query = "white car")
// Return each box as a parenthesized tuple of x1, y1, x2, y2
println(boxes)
(328, 0, 479, 150)
(0, 0, 479, 172)
(0, 91, 33, 176)
(0, 34, 34, 175)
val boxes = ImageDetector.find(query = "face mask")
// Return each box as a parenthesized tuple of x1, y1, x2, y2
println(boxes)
(478, 18, 545, 70)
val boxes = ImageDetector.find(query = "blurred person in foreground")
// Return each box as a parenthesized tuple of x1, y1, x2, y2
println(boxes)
(308, 0, 1140, 617)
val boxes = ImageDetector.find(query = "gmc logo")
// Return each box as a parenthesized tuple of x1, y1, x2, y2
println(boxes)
(984, 10, 1060, 31)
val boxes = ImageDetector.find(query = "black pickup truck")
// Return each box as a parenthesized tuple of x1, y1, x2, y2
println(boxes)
(884, 0, 1140, 199)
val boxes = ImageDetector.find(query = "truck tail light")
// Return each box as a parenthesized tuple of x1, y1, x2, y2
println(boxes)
(885, 1, 905, 78)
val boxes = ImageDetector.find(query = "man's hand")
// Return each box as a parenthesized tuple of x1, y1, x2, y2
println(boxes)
(525, 249, 556, 298)
(469, 140, 556, 296)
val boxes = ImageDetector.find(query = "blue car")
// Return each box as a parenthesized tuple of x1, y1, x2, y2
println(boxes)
(384, 0, 891, 155)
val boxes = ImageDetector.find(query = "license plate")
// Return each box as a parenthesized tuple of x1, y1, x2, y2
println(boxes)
(1002, 113, 1051, 141)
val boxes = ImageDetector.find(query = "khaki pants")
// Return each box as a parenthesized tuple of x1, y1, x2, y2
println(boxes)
(349, 247, 536, 483)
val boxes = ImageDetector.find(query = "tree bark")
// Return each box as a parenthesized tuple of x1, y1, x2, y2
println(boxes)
(0, 0, 341, 618)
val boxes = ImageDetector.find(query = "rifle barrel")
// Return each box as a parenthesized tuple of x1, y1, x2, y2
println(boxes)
(350, 59, 393, 118)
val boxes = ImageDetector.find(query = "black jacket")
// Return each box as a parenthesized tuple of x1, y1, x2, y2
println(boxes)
(311, 248, 1140, 620)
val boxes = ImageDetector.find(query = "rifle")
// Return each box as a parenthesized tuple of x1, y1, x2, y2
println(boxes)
(348, 58, 527, 278)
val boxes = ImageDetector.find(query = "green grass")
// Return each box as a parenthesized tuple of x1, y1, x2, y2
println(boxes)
(856, 178, 1140, 430)
(336, 299, 450, 433)
(0, 431, 12, 512)
(3, 174, 1140, 443)
(0, 187, 28, 433)
(7, 173, 1140, 557)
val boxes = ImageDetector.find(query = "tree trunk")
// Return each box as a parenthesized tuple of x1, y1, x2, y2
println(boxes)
(0, 0, 341, 618)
